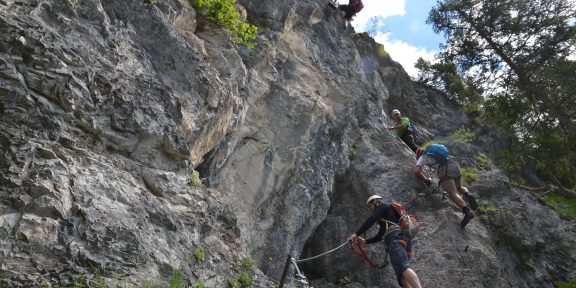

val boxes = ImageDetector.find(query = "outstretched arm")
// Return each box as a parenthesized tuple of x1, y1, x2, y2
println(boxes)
(415, 165, 426, 181)
(388, 124, 407, 131)
(355, 204, 387, 236)
(364, 225, 386, 244)
(415, 156, 432, 185)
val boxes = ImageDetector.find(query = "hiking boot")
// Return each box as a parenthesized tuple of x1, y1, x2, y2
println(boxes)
(463, 192, 479, 211)
(460, 211, 475, 228)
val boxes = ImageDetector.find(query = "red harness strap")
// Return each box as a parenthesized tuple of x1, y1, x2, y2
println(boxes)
(349, 243, 378, 268)
(397, 239, 411, 258)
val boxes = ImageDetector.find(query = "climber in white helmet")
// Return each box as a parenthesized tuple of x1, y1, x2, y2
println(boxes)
(347, 195, 423, 288)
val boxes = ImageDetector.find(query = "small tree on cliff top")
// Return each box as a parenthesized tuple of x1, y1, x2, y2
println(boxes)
(191, 0, 258, 48)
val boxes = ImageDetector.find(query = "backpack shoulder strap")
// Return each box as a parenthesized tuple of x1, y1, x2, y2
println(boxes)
(387, 202, 403, 224)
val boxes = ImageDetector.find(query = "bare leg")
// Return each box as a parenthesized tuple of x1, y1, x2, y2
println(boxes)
(401, 268, 422, 288)
(446, 186, 466, 209)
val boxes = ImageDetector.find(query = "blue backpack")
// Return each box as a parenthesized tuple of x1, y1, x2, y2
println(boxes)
(424, 144, 449, 164)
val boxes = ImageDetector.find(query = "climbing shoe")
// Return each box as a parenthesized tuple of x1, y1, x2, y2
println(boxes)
(463, 192, 478, 211)
(460, 211, 475, 228)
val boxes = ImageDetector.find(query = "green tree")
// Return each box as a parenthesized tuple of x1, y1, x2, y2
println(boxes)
(191, 0, 257, 48)
(420, 0, 576, 190)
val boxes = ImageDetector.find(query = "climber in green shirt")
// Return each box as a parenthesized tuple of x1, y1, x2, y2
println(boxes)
(388, 109, 419, 152)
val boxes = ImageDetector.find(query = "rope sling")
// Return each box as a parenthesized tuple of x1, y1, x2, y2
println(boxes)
(279, 241, 388, 287)
(278, 241, 348, 288)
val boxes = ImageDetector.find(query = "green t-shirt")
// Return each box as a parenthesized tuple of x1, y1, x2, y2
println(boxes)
(395, 117, 411, 137)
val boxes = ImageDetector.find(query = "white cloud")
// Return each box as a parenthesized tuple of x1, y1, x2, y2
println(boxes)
(334, 0, 438, 77)
(373, 32, 437, 78)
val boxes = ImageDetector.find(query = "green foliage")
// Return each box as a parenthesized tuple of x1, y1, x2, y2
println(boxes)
(192, 283, 207, 288)
(478, 203, 498, 223)
(194, 247, 205, 262)
(240, 257, 255, 273)
(493, 149, 522, 180)
(557, 278, 576, 288)
(147, 0, 157, 4)
(460, 166, 478, 185)
(474, 153, 490, 169)
(89, 264, 106, 288)
(55, 266, 106, 288)
(543, 194, 576, 221)
(376, 43, 389, 58)
(348, 142, 358, 158)
(424, 0, 576, 189)
(190, 170, 202, 188)
(451, 126, 475, 143)
(61, 275, 86, 288)
(479, 203, 498, 214)
(191, 0, 258, 48)
(237, 272, 253, 287)
(225, 258, 255, 288)
(227, 279, 240, 288)
(169, 269, 182, 288)
(415, 58, 484, 113)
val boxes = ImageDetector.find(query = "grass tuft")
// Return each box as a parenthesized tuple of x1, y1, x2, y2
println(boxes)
(543, 194, 576, 220)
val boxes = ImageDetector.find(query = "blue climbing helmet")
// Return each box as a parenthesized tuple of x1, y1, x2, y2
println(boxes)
(422, 144, 449, 164)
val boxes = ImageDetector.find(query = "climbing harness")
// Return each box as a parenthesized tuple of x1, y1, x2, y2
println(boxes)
(421, 182, 447, 200)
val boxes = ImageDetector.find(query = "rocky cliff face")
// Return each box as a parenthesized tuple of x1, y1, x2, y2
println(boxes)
(1, 0, 575, 287)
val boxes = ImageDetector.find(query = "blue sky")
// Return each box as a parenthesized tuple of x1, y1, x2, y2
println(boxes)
(338, 0, 445, 77)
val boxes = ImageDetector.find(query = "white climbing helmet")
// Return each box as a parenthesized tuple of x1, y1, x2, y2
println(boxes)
(391, 109, 401, 116)
(366, 195, 383, 205)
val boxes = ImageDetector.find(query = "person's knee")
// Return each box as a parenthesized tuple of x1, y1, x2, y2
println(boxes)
(445, 186, 458, 196)
(402, 268, 417, 281)
(402, 268, 414, 276)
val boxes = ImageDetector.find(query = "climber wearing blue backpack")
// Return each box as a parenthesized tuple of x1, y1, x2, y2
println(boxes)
(415, 144, 478, 228)
(388, 109, 419, 152)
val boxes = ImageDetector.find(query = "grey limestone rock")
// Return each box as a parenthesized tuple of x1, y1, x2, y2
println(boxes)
(0, 0, 574, 287)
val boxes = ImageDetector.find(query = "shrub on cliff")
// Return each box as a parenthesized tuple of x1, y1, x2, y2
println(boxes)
(191, 0, 257, 48)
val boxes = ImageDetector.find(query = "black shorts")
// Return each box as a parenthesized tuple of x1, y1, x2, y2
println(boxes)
(385, 230, 412, 286)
